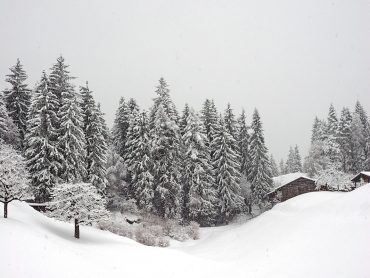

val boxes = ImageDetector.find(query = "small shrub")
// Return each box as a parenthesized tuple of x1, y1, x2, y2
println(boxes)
(186, 221, 200, 240)
(135, 227, 157, 246)
(162, 219, 178, 237)
(157, 237, 170, 247)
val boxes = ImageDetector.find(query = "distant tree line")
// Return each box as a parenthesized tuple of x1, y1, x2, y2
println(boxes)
(304, 103, 370, 177)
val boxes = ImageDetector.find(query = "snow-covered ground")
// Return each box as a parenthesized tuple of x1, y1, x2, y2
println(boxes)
(1, 185, 370, 278)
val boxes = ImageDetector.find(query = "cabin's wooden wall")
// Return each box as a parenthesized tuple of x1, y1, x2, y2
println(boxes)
(275, 178, 316, 202)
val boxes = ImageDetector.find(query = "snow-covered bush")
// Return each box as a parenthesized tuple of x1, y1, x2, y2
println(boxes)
(186, 221, 200, 240)
(97, 219, 135, 239)
(48, 182, 110, 239)
(315, 168, 353, 191)
(99, 212, 199, 246)
(135, 227, 159, 246)
(0, 143, 30, 218)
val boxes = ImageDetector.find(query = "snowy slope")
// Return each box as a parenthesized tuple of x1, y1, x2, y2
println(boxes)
(2, 185, 370, 278)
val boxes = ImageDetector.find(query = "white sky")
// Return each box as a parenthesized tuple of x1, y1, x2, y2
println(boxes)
(1, 0, 369, 161)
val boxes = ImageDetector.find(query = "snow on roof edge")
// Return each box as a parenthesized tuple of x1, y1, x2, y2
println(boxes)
(351, 171, 370, 181)
(268, 173, 316, 195)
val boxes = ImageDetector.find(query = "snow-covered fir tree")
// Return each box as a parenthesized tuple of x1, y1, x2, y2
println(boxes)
(79, 83, 108, 195)
(354, 101, 370, 169)
(279, 159, 286, 175)
(237, 110, 250, 177)
(58, 89, 86, 183)
(3, 59, 31, 147)
(48, 56, 74, 112)
(294, 145, 302, 172)
(25, 72, 62, 202)
(112, 97, 139, 158)
(112, 97, 128, 157)
(248, 109, 273, 208)
(48, 182, 109, 239)
(285, 146, 295, 173)
(0, 143, 30, 218)
(270, 154, 279, 177)
(286, 145, 302, 173)
(105, 146, 126, 210)
(338, 107, 352, 172)
(125, 111, 154, 212)
(325, 104, 340, 167)
(182, 109, 217, 226)
(149, 77, 179, 128)
(179, 103, 190, 136)
(150, 104, 182, 219)
(311, 116, 327, 142)
(304, 140, 331, 177)
(211, 117, 243, 223)
(200, 99, 219, 145)
(0, 94, 20, 147)
(349, 113, 365, 173)
(224, 103, 237, 139)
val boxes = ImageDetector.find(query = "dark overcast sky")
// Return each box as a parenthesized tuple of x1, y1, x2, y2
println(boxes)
(1, 0, 369, 161)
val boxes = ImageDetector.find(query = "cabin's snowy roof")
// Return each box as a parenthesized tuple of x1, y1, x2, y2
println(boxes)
(269, 173, 316, 194)
(351, 171, 370, 181)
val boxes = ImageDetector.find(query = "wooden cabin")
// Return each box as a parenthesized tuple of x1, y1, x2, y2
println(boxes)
(351, 172, 370, 188)
(268, 173, 316, 203)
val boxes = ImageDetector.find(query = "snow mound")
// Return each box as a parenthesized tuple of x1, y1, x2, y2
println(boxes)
(1, 185, 370, 278)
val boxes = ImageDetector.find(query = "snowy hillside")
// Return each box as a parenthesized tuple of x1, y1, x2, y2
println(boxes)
(2, 185, 370, 278)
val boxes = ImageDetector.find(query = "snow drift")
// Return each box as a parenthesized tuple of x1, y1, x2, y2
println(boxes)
(1, 184, 370, 278)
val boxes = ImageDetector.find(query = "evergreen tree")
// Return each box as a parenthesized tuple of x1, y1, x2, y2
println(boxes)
(79, 83, 108, 195)
(25, 72, 62, 202)
(125, 111, 154, 212)
(293, 145, 302, 172)
(338, 107, 352, 172)
(179, 103, 190, 136)
(0, 94, 20, 147)
(112, 97, 139, 158)
(285, 146, 296, 173)
(200, 99, 219, 147)
(3, 59, 31, 146)
(248, 109, 272, 207)
(327, 104, 339, 137)
(236, 110, 250, 177)
(325, 104, 340, 167)
(182, 109, 217, 226)
(279, 159, 285, 175)
(304, 140, 331, 177)
(58, 89, 86, 183)
(354, 101, 370, 169)
(149, 77, 179, 128)
(211, 118, 243, 223)
(97, 103, 110, 142)
(105, 147, 126, 210)
(349, 113, 365, 173)
(49, 56, 74, 111)
(151, 104, 182, 218)
(224, 103, 237, 138)
(270, 155, 279, 177)
(311, 117, 327, 142)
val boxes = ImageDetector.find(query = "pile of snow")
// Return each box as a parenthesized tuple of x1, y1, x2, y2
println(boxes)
(272, 172, 315, 190)
(2, 184, 370, 278)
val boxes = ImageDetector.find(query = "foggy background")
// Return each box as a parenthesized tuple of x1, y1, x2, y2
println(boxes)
(1, 0, 369, 161)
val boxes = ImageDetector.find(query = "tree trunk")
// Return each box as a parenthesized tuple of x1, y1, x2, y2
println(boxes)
(4, 202, 8, 218)
(74, 218, 80, 239)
